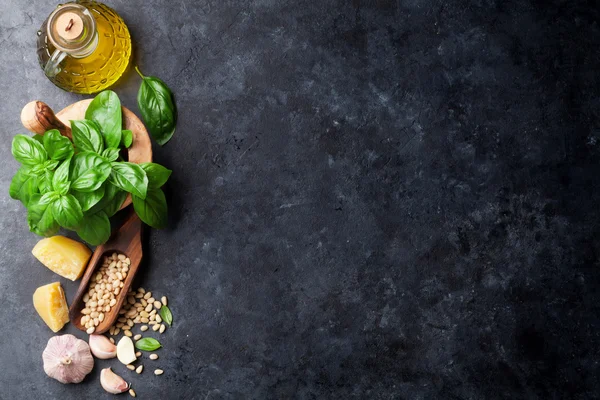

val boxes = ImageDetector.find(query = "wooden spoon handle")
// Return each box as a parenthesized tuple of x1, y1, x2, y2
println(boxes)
(21, 101, 73, 140)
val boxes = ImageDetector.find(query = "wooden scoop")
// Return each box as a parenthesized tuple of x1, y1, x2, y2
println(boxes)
(20, 100, 153, 209)
(69, 210, 143, 334)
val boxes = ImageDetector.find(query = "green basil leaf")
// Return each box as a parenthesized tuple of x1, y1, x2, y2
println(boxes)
(43, 160, 60, 171)
(76, 211, 110, 245)
(71, 152, 111, 192)
(27, 194, 59, 237)
(135, 67, 176, 146)
(135, 337, 162, 351)
(43, 129, 74, 161)
(132, 189, 167, 228)
(32, 134, 45, 144)
(85, 90, 122, 148)
(52, 194, 83, 229)
(12, 134, 47, 166)
(9, 168, 39, 207)
(103, 189, 128, 217)
(71, 120, 104, 153)
(101, 147, 121, 162)
(72, 185, 105, 212)
(40, 191, 61, 205)
(139, 163, 172, 190)
(87, 183, 124, 216)
(109, 162, 148, 199)
(122, 129, 133, 148)
(39, 170, 54, 194)
(52, 158, 71, 195)
(159, 305, 173, 326)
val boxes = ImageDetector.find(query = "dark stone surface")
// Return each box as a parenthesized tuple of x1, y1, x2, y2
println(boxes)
(0, 0, 599, 398)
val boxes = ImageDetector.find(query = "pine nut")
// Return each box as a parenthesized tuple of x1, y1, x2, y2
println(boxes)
(82, 308, 91, 315)
(147, 297, 155, 304)
(152, 324, 160, 332)
(134, 334, 142, 340)
(127, 319, 134, 327)
(144, 292, 152, 299)
(110, 337, 115, 344)
(110, 299, 117, 307)
(140, 311, 149, 318)
(149, 310, 157, 315)
(80, 316, 87, 325)
(125, 257, 131, 265)
(83, 294, 90, 303)
(154, 301, 162, 309)
(93, 318, 99, 326)
(129, 388, 136, 397)
(138, 288, 146, 294)
(127, 364, 135, 370)
(149, 354, 158, 360)
(159, 324, 166, 333)
(135, 293, 143, 299)
(161, 296, 168, 306)
(114, 328, 121, 335)
(141, 317, 149, 323)
(127, 296, 135, 305)
(141, 325, 149, 332)
(86, 327, 95, 334)
(118, 254, 126, 261)
(99, 313, 105, 322)
(136, 365, 143, 374)
(145, 304, 153, 312)
(124, 330, 132, 337)
(156, 315, 162, 323)
(122, 325, 131, 331)
(134, 316, 141, 323)
(90, 311, 99, 318)
(154, 369, 164, 375)
(141, 299, 147, 307)
(149, 315, 155, 321)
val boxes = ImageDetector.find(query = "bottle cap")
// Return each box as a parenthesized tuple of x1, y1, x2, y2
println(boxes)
(55, 12, 84, 41)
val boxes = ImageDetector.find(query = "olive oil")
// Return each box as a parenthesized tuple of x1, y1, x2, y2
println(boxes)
(37, 1, 132, 94)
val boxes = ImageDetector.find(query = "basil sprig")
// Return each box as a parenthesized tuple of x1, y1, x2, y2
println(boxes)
(8, 90, 172, 245)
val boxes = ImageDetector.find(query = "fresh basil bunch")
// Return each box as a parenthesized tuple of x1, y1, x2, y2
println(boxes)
(9, 90, 171, 245)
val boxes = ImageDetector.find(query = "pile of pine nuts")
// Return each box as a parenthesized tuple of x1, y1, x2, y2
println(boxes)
(108, 287, 168, 337)
(80, 253, 130, 334)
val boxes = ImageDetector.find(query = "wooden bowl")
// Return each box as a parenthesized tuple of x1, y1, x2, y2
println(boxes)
(21, 100, 152, 209)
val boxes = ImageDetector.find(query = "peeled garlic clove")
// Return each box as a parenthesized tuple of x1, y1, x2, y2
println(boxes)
(116, 336, 137, 365)
(100, 368, 129, 394)
(89, 334, 117, 359)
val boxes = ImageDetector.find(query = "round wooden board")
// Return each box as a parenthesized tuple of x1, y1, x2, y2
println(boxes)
(55, 99, 152, 209)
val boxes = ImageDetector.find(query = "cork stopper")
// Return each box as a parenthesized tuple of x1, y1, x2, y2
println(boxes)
(55, 12, 84, 41)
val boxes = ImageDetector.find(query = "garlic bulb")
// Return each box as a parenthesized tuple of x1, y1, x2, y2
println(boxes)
(100, 368, 129, 393)
(89, 334, 117, 359)
(43, 334, 94, 384)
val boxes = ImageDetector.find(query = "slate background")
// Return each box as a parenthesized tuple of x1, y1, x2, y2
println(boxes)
(0, 0, 599, 399)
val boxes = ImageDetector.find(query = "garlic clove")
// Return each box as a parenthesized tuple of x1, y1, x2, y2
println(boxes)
(89, 334, 117, 359)
(116, 336, 137, 365)
(100, 368, 129, 394)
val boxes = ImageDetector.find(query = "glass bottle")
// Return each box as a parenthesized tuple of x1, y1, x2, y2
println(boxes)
(37, 1, 132, 94)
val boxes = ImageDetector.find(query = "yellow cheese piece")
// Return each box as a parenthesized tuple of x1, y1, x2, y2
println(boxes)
(32, 236, 92, 281)
(33, 282, 70, 332)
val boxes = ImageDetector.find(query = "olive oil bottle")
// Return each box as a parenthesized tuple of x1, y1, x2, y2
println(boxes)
(37, 1, 132, 94)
